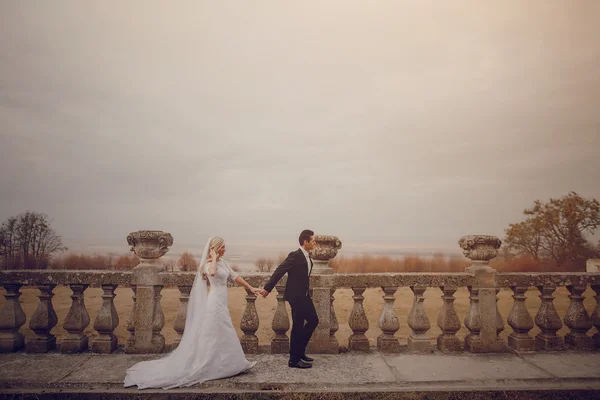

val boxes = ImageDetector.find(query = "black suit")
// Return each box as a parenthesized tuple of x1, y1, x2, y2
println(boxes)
(264, 248, 319, 363)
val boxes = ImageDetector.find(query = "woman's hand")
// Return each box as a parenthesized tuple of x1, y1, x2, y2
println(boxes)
(209, 248, 218, 262)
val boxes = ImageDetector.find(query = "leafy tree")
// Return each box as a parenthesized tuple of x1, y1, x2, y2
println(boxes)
(504, 192, 600, 267)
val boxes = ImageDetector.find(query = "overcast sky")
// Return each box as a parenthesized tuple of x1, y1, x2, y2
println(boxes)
(1, 1, 599, 255)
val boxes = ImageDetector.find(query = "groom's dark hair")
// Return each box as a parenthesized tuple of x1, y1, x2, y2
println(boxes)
(299, 229, 314, 246)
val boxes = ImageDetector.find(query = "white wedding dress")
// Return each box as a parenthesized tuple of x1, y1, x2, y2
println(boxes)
(123, 258, 256, 389)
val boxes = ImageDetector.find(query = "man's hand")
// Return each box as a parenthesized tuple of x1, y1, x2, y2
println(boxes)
(259, 288, 270, 298)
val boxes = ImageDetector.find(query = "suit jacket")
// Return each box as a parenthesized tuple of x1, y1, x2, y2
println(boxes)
(264, 248, 313, 302)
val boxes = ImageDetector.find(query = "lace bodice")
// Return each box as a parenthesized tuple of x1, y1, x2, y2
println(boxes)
(205, 259, 238, 287)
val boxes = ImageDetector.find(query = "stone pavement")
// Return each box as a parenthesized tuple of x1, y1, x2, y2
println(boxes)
(1, 350, 600, 399)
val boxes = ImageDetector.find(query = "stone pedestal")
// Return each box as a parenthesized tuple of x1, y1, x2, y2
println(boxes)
(307, 284, 337, 354)
(311, 260, 332, 275)
(459, 235, 505, 353)
(124, 230, 172, 354)
(307, 235, 342, 354)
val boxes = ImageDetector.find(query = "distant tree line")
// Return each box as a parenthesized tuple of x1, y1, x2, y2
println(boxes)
(3, 193, 599, 272)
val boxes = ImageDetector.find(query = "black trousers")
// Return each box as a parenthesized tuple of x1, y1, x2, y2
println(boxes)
(288, 295, 319, 363)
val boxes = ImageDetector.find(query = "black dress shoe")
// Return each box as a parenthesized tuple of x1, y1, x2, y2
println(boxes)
(301, 355, 314, 362)
(288, 359, 312, 369)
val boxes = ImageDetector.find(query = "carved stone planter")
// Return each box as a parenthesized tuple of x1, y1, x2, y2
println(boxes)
(458, 235, 501, 275)
(309, 235, 342, 275)
(127, 230, 174, 269)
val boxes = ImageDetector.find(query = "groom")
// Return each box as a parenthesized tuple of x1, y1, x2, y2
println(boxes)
(259, 229, 318, 369)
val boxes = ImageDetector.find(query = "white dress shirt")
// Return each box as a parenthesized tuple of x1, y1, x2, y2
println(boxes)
(299, 247, 311, 275)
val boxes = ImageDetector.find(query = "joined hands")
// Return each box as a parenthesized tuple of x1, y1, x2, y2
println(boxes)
(250, 288, 270, 298)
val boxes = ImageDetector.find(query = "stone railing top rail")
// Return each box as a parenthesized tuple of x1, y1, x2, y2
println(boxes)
(1, 270, 599, 288)
(495, 272, 600, 287)
(0, 270, 133, 286)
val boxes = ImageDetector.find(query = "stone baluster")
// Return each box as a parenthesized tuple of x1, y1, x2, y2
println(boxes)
(591, 284, 600, 349)
(330, 288, 339, 351)
(459, 235, 504, 353)
(407, 286, 431, 353)
(152, 285, 165, 350)
(240, 287, 259, 354)
(464, 286, 481, 350)
(173, 285, 192, 349)
(62, 284, 90, 353)
(126, 285, 136, 350)
(377, 286, 400, 352)
(348, 286, 370, 351)
(564, 285, 593, 349)
(507, 286, 535, 352)
(92, 284, 119, 353)
(436, 285, 461, 352)
(534, 285, 564, 351)
(0, 284, 27, 352)
(125, 230, 172, 354)
(496, 288, 505, 335)
(271, 283, 290, 354)
(27, 284, 58, 353)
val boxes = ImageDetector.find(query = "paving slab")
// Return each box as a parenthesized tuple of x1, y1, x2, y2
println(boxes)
(521, 352, 600, 379)
(59, 354, 158, 383)
(0, 352, 91, 383)
(222, 354, 396, 387)
(382, 353, 554, 382)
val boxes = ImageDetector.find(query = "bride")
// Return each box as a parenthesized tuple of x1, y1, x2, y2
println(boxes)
(124, 236, 259, 389)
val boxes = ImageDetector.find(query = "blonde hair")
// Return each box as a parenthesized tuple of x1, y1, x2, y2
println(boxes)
(201, 236, 226, 280)
(210, 236, 225, 252)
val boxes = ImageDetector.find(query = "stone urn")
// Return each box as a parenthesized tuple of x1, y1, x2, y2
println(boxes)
(309, 235, 342, 275)
(458, 234, 501, 274)
(127, 230, 174, 270)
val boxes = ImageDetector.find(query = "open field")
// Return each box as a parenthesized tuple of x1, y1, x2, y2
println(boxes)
(2, 285, 598, 348)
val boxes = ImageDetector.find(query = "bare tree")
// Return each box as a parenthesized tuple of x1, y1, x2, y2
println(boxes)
(255, 257, 274, 272)
(0, 212, 66, 269)
(162, 258, 176, 272)
(177, 252, 199, 272)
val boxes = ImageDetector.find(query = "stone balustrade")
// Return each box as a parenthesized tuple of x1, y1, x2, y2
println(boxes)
(1, 232, 600, 357)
